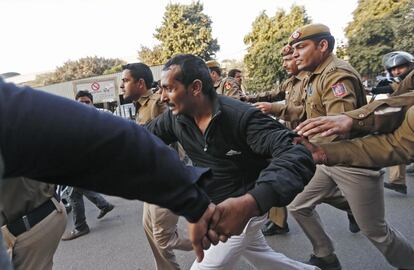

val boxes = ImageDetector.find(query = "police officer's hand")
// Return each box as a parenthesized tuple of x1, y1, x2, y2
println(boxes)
(210, 194, 260, 237)
(295, 114, 353, 138)
(254, 102, 272, 115)
(293, 136, 327, 164)
(188, 203, 223, 262)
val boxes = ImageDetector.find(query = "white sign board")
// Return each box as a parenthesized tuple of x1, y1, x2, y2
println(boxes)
(75, 79, 117, 103)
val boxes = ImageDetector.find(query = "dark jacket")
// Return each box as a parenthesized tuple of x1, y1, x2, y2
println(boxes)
(146, 94, 315, 213)
(0, 79, 210, 223)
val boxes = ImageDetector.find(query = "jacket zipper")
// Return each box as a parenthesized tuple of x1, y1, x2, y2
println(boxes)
(203, 111, 221, 152)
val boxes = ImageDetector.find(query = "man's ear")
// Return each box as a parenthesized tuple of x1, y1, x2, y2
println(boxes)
(191, 79, 203, 96)
(319, 39, 329, 53)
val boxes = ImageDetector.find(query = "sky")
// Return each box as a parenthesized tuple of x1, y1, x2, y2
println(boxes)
(0, 0, 358, 75)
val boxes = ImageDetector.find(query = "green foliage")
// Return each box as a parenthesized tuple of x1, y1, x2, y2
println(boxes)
(390, 1, 414, 52)
(138, 45, 164, 66)
(347, 18, 394, 75)
(345, 0, 407, 37)
(243, 5, 310, 91)
(35, 56, 125, 86)
(138, 1, 219, 65)
(345, 0, 413, 76)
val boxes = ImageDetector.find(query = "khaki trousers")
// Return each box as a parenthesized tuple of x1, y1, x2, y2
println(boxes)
(388, 164, 406, 185)
(143, 202, 192, 270)
(268, 207, 288, 227)
(1, 200, 67, 270)
(288, 165, 414, 269)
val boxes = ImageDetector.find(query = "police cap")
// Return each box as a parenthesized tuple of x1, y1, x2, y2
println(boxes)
(206, 60, 221, 69)
(288, 23, 332, 46)
(280, 44, 293, 56)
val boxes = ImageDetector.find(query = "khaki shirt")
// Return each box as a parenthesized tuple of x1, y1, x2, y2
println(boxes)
(0, 177, 55, 225)
(305, 54, 367, 143)
(135, 91, 166, 125)
(245, 85, 286, 103)
(344, 91, 414, 135)
(269, 72, 307, 129)
(322, 105, 414, 168)
(215, 77, 245, 99)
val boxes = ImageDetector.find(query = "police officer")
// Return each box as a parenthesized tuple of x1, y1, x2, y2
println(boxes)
(254, 45, 308, 236)
(120, 63, 192, 270)
(205, 60, 245, 99)
(286, 23, 414, 270)
(381, 51, 414, 194)
(294, 92, 414, 168)
(1, 178, 66, 270)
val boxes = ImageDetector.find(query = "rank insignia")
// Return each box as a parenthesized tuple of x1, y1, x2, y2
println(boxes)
(290, 31, 302, 40)
(331, 82, 347, 97)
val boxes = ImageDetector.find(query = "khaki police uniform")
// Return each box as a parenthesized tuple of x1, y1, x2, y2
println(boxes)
(386, 70, 414, 185)
(1, 177, 66, 270)
(135, 90, 166, 125)
(322, 105, 414, 167)
(287, 23, 414, 269)
(269, 71, 308, 129)
(206, 60, 245, 99)
(214, 76, 245, 98)
(244, 85, 286, 103)
(266, 72, 307, 229)
(137, 91, 192, 270)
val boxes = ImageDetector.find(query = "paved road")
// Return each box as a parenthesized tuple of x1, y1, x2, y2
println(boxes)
(54, 171, 414, 270)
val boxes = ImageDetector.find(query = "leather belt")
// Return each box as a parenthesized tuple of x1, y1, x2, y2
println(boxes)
(7, 194, 59, 237)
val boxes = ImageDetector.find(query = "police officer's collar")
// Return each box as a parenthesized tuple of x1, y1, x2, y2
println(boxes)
(295, 71, 309, 80)
(312, 53, 334, 75)
(136, 90, 154, 106)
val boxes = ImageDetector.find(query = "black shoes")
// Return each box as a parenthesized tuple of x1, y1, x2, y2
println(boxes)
(97, 204, 114, 219)
(307, 254, 342, 270)
(61, 227, 90, 241)
(384, 182, 407, 194)
(347, 214, 360, 233)
(261, 221, 289, 236)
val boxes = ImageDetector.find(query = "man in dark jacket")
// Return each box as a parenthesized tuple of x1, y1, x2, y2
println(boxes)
(146, 54, 316, 269)
(0, 78, 218, 268)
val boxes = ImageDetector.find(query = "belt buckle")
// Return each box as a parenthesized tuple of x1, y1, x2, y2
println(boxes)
(22, 215, 31, 231)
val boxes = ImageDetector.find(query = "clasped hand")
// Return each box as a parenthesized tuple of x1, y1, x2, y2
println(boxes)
(188, 194, 260, 262)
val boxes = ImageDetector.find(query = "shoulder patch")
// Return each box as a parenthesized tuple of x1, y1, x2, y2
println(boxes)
(224, 81, 232, 90)
(331, 82, 347, 97)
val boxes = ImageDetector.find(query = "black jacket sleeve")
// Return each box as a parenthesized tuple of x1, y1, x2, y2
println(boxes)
(244, 110, 315, 213)
(0, 80, 210, 222)
(145, 109, 178, 145)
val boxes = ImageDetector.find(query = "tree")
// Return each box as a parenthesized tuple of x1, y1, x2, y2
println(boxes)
(138, 1, 219, 65)
(345, 0, 408, 38)
(344, 0, 412, 77)
(138, 45, 164, 66)
(389, 1, 414, 53)
(347, 18, 394, 75)
(36, 56, 125, 85)
(243, 5, 310, 91)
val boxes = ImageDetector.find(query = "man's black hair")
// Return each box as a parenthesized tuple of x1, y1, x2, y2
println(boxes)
(75, 90, 93, 102)
(163, 54, 215, 98)
(209, 66, 222, 77)
(312, 35, 335, 53)
(122, 63, 154, 89)
(228, 69, 241, 78)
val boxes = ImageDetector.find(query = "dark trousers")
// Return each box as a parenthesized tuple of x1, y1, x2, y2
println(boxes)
(69, 188, 111, 230)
